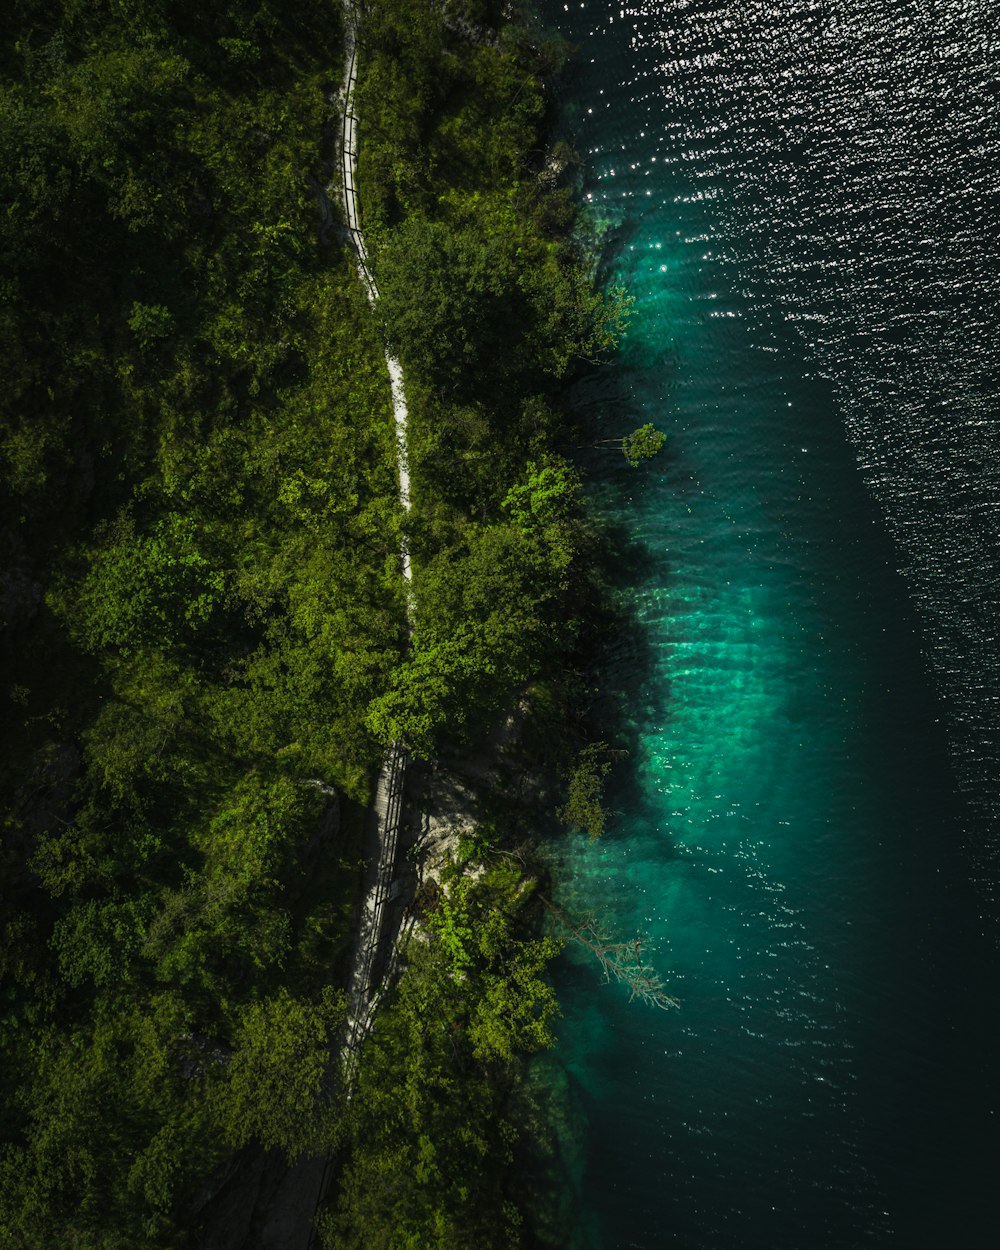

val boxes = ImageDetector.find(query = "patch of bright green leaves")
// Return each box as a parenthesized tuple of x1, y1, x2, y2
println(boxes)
(323, 857, 560, 1250)
(623, 422, 667, 467)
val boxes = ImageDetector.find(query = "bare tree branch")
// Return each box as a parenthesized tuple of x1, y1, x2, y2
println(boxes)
(541, 897, 680, 1011)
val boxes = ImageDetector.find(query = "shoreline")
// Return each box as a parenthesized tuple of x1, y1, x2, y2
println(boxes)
(312, 1, 645, 1245)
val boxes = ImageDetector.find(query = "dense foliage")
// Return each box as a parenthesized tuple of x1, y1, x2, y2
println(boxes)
(1, 0, 629, 1246)
(1, 2, 401, 1244)
(356, 0, 629, 764)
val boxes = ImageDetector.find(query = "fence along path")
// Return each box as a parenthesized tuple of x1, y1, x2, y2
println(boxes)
(335, 0, 415, 1072)
(304, 7, 418, 1242)
(339, 3, 412, 560)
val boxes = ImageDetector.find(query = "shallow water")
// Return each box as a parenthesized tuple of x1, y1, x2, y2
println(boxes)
(539, 2, 1000, 1246)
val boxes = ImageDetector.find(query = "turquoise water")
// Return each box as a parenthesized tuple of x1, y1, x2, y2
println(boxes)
(540, 2, 1000, 1246)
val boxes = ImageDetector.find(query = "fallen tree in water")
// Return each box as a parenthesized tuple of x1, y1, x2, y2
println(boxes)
(542, 896, 680, 1011)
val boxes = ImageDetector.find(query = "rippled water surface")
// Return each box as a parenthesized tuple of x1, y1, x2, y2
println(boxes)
(538, 1, 1000, 1246)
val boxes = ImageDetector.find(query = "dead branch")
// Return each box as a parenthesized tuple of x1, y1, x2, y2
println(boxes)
(541, 897, 680, 1011)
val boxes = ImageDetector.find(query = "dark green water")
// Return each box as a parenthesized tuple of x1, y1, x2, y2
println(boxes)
(539, 2, 1000, 1246)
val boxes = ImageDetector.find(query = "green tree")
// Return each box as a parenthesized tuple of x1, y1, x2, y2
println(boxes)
(211, 986, 346, 1160)
(560, 742, 612, 840)
(468, 918, 560, 1063)
(501, 457, 579, 530)
(0, 999, 219, 1248)
(375, 217, 521, 392)
(321, 857, 555, 1250)
(623, 422, 667, 466)
(70, 513, 225, 657)
(128, 302, 175, 350)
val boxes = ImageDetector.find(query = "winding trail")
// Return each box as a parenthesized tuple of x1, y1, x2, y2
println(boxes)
(338, 5, 412, 576)
(299, 10, 419, 1244)
(335, 1, 414, 1075)
(196, 13, 419, 1249)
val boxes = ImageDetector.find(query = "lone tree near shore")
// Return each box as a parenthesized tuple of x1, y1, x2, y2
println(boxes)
(623, 422, 667, 466)
(593, 422, 668, 465)
(559, 742, 611, 841)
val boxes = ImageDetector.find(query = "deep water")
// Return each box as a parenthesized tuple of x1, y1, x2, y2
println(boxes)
(538, 2, 1000, 1246)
